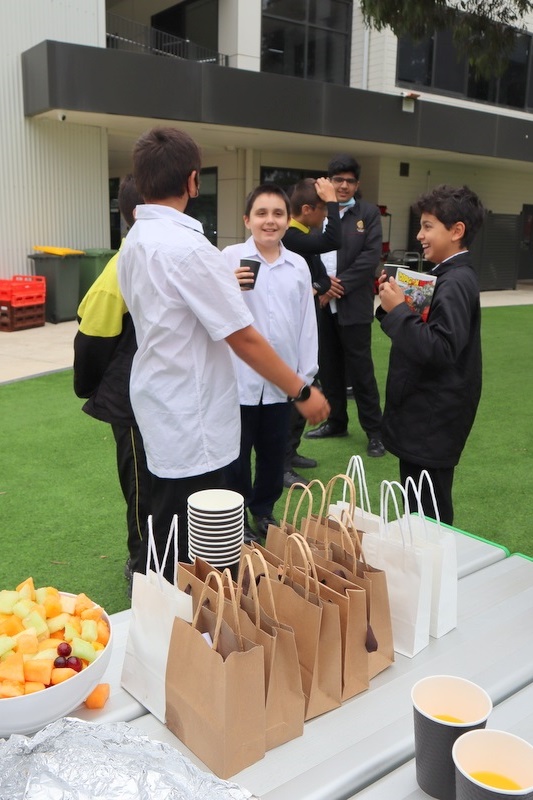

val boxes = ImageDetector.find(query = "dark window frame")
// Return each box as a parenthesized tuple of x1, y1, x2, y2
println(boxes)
(261, 0, 353, 85)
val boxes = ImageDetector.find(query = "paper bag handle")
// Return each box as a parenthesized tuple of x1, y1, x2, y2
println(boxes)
(404, 470, 441, 526)
(192, 569, 244, 651)
(380, 480, 413, 544)
(280, 481, 313, 534)
(146, 514, 178, 588)
(344, 455, 372, 516)
(281, 533, 320, 599)
(237, 551, 278, 628)
(298, 479, 326, 539)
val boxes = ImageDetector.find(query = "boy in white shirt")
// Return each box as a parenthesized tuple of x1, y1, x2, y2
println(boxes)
(118, 130, 328, 576)
(222, 184, 318, 541)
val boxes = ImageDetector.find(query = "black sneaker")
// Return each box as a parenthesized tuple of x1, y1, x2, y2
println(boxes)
(291, 453, 318, 469)
(283, 469, 309, 489)
(253, 514, 277, 538)
(304, 422, 348, 440)
(367, 437, 386, 457)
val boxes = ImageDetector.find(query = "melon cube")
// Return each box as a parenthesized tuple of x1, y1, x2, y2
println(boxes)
(14, 630, 39, 655)
(0, 652, 25, 683)
(0, 634, 15, 658)
(22, 610, 48, 637)
(81, 619, 97, 643)
(0, 679, 24, 698)
(0, 649, 15, 661)
(64, 621, 80, 642)
(60, 595, 76, 615)
(0, 615, 24, 636)
(0, 590, 20, 614)
(24, 658, 54, 685)
(71, 636, 97, 663)
(50, 666, 77, 684)
(12, 598, 34, 620)
(15, 577, 36, 601)
(47, 612, 70, 634)
(24, 681, 46, 694)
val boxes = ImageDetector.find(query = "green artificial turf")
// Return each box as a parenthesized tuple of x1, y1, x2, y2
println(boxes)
(1, 305, 531, 614)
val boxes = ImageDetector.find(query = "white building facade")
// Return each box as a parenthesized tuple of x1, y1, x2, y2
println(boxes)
(2, 0, 533, 283)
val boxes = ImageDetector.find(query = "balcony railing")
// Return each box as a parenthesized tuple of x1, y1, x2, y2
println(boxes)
(106, 12, 228, 66)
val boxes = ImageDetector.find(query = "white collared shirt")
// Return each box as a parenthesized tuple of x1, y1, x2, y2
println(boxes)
(117, 204, 253, 479)
(321, 203, 352, 314)
(221, 238, 318, 405)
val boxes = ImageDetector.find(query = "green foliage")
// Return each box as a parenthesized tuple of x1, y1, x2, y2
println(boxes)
(360, 0, 533, 78)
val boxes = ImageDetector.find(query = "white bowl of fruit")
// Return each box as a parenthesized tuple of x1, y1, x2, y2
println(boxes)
(0, 578, 113, 738)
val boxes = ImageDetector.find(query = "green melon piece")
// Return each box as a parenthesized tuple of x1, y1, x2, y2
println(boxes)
(0, 591, 20, 614)
(0, 635, 15, 658)
(81, 619, 97, 642)
(12, 598, 34, 619)
(22, 610, 48, 637)
(47, 612, 71, 634)
(71, 636, 96, 663)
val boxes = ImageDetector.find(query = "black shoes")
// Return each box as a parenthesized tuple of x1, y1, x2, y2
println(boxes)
(283, 469, 309, 488)
(244, 521, 262, 544)
(304, 422, 348, 440)
(253, 514, 277, 538)
(291, 453, 317, 469)
(367, 437, 386, 457)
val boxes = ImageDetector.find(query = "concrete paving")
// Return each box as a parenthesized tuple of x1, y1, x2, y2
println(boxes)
(1, 284, 532, 385)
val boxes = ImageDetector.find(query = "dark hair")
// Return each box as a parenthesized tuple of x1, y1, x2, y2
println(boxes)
(327, 154, 361, 180)
(289, 178, 323, 215)
(244, 183, 290, 218)
(118, 174, 144, 229)
(132, 127, 201, 201)
(413, 184, 485, 247)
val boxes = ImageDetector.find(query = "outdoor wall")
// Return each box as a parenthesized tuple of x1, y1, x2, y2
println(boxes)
(0, 0, 109, 278)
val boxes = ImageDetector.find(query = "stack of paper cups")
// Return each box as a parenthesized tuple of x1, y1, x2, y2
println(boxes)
(187, 489, 244, 567)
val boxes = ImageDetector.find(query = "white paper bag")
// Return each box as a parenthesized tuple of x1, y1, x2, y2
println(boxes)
(362, 481, 433, 657)
(328, 455, 381, 535)
(404, 471, 458, 639)
(121, 515, 193, 721)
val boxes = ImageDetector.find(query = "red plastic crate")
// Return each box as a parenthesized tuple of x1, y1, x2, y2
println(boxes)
(0, 275, 46, 307)
(0, 302, 45, 332)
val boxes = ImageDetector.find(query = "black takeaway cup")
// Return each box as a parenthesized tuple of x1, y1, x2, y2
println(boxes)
(239, 259, 261, 290)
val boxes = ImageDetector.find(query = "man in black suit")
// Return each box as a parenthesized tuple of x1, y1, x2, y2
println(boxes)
(305, 155, 385, 457)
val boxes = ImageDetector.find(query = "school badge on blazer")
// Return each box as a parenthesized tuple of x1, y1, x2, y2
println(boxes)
(356, 219, 365, 232)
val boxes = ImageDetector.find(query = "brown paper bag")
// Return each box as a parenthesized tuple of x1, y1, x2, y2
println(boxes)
(165, 570, 266, 779)
(177, 556, 227, 609)
(289, 538, 369, 700)
(308, 474, 366, 548)
(237, 550, 305, 749)
(265, 480, 330, 563)
(258, 533, 342, 721)
(326, 513, 394, 677)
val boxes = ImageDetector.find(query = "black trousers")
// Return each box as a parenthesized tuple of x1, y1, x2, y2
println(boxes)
(399, 460, 455, 526)
(111, 423, 151, 572)
(138, 468, 226, 582)
(284, 402, 307, 469)
(226, 402, 291, 519)
(318, 308, 382, 436)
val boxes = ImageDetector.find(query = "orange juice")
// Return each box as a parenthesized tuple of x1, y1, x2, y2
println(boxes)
(433, 714, 464, 723)
(470, 771, 522, 790)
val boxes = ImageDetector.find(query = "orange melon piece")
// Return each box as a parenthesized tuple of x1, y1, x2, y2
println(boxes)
(0, 679, 24, 698)
(0, 652, 25, 683)
(38, 638, 61, 652)
(43, 593, 63, 619)
(50, 667, 77, 684)
(96, 619, 110, 646)
(15, 631, 39, 655)
(74, 593, 94, 616)
(24, 681, 46, 694)
(0, 615, 24, 636)
(84, 682, 110, 709)
(81, 605, 103, 621)
(50, 628, 66, 639)
(23, 657, 53, 686)
(16, 577, 36, 601)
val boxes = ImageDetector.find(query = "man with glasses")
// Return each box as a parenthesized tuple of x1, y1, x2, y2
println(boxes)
(305, 154, 385, 457)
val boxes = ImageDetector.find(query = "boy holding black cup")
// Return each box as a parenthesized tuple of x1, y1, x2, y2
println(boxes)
(221, 183, 318, 542)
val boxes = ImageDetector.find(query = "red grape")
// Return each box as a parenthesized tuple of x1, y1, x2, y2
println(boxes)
(56, 642, 72, 658)
(66, 656, 83, 673)
(54, 656, 67, 668)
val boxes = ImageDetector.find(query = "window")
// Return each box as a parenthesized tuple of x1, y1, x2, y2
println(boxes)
(397, 22, 533, 111)
(262, 0, 352, 85)
(260, 166, 324, 192)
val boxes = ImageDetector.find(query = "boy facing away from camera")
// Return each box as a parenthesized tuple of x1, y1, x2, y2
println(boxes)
(117, 130, 328, 576)
(221, 184, 319, 542)
(377, 184, 485, 525)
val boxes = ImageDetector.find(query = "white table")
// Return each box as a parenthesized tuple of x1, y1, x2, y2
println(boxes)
(127, 556, 533, 800)
(352, 682, 533, 799)
(452, 528, 507, 578)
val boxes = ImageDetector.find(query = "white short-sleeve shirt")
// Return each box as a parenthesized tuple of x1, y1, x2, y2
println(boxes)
(117, 205, 253, 479)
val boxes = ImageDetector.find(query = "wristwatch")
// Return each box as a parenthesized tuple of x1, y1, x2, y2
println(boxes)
(289, 384, 312, 403)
